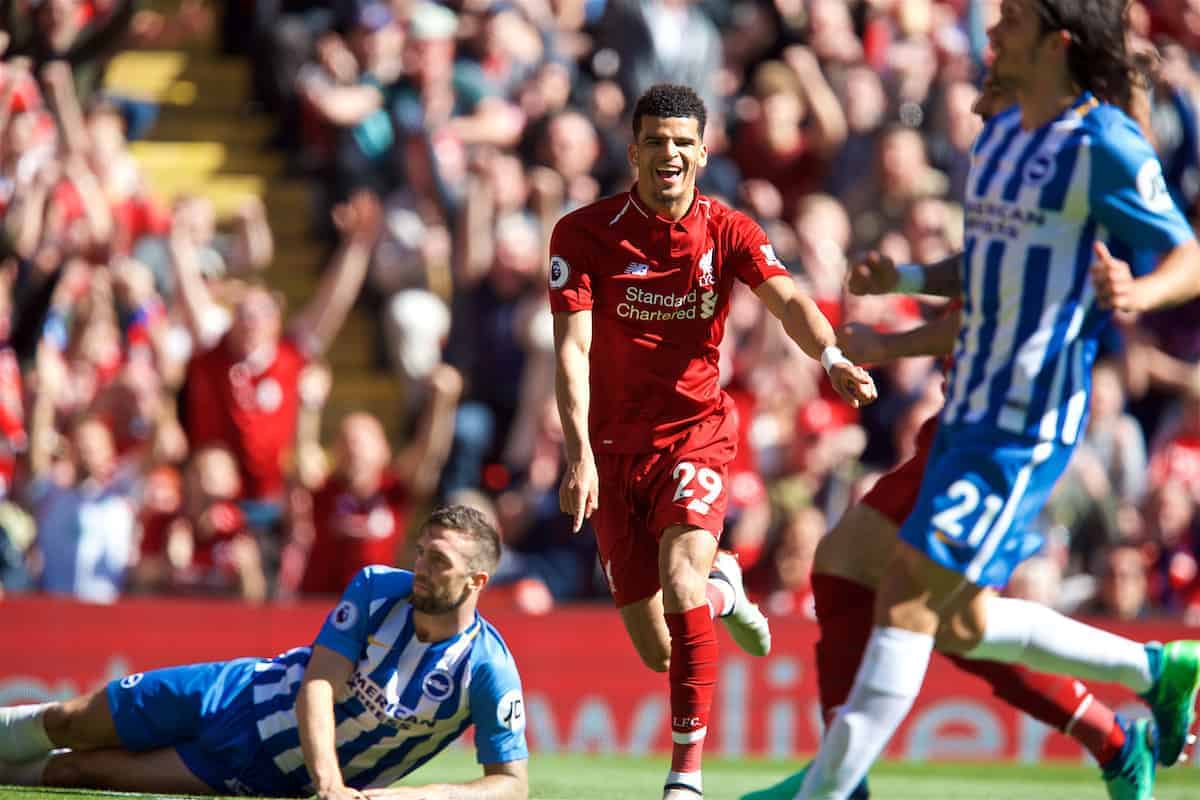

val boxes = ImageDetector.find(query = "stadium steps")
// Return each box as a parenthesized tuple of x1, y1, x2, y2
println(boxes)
(104, 39, 401, 439)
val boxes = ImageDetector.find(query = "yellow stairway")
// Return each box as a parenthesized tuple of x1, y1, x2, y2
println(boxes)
(104, 37, 400, 439)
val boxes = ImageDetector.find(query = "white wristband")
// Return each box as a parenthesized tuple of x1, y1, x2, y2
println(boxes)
(820, 345, 851, 375)
(895, 263, 925, 294)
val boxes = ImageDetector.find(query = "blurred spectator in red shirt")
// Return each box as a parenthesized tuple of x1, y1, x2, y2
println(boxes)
(282, 362, 461, 595)
(1149, 394, 1200, 501)
(131, 445, 267, 601)
(732, 49, 846, 219)
(173, 190, 379, 520)
(1142, 479, 1200, 618)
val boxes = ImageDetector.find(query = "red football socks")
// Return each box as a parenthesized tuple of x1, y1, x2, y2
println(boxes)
(811, 571, 1125, 765)
(665, 605, 718, 778)
(812, 573, 877, 726)
(949, 657, 1125, 765)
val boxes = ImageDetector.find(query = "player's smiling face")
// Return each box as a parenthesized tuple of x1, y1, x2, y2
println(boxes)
(988, 0, 1048, 89)
(630, 115, 708, 218)
(410, 526, 482, 615)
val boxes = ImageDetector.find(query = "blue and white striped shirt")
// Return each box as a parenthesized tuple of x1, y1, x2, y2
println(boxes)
(247, 566, 527, 794)
(942, 93, 1194, 443)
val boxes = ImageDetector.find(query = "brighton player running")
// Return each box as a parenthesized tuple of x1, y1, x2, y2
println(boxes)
(743, 69, 1174, 800)
(745, 314, 1158, 800)
(550, 84, 877, 799)
(787, 1, 1200, 798)
(0, 506, 529, 800)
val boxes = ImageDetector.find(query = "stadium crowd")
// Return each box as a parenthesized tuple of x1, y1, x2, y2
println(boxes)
(0, 0, 1199, 624)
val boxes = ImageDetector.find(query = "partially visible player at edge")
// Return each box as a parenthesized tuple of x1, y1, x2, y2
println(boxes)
(741, 51, 1178, 800)
(784, 0, 1200, 797)
(0, 506, 529, 800)
(549, 83, 877, 800)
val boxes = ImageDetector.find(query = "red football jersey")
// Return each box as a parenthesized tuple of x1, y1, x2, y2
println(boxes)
(548, 188, 790, 453)
(299, 472, 410, 594)
(185, 335, 308, 500)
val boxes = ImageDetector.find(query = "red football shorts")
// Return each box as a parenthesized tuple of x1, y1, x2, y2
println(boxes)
(593, 409, 737, 608)
(860, 414, 939, 526)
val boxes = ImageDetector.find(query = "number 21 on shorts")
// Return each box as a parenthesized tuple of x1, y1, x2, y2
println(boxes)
(673, 461, 723, 515)
(930, 479, 1004, 547)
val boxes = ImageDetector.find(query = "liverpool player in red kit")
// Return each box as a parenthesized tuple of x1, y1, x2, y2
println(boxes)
(549, 84, 877, 799)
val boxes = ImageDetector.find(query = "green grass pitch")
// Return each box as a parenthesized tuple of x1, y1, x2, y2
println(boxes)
(2, 751, 1197, 800)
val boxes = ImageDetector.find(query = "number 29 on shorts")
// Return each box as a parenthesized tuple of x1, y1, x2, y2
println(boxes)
(672, 461, 723, 515)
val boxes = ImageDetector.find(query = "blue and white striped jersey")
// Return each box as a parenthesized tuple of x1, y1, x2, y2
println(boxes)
(942, 93, 1194, 443)
(248, 566, 527, 793)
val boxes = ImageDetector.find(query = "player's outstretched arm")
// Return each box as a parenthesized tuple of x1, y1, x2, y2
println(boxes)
(838, 307, 962, 365)
(363, 760, 529, 800)
(848, 251, 963, 298)
(553, 310, 598, 532)
(297, 645, 365, 800)
(1093, 238, 1200, 313)
(754, 274, 878, 408)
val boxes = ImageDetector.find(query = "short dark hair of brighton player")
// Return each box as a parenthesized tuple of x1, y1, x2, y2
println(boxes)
(548, 81, 877, 800)
(0, 505, 529, 800)
(632, 83, 707, 139)
(423, 503, 501, 574)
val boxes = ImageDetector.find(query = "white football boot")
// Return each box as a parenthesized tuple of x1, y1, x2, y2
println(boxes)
(712, 550, 771, 657)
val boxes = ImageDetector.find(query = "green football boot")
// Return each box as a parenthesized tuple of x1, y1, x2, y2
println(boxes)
(738, 762, 869, 800)
(1102, 718, 1157, 800)
(1140, 641, 1200, 766)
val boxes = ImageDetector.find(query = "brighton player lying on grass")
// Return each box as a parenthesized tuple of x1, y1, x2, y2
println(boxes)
(0, 505, 529, 800)
(775, 0, 1200, 795)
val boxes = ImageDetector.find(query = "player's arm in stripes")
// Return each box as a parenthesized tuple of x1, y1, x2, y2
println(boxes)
(837, 306, 962, 365)
(848, 251, 963, 298)
(297, 645, 366, 800)
(754, 274, 878, 409)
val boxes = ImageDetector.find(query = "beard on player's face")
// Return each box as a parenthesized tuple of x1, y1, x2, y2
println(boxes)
(410, 577, 473, 614)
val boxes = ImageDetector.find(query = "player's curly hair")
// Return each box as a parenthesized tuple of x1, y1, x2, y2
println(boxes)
(632, 84, 707, 139)
(1034, 0, 1134, 111)
(423, 505, 502, 574)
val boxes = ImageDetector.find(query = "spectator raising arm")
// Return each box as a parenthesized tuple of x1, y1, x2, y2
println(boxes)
(167, 217, 224, 351)
(394, 363, 463, 500)
(40, 61, 88, 156)
(292, 362, 333, 492)
(784, 45, 848, 159)
(26, 340, 64, 480)
(5, 162, 55, 260)
(62, 154, 114, 253)
(299, 46, 385, 129)
(228, 195, 274, 274)
(287, 190, 381, 357)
